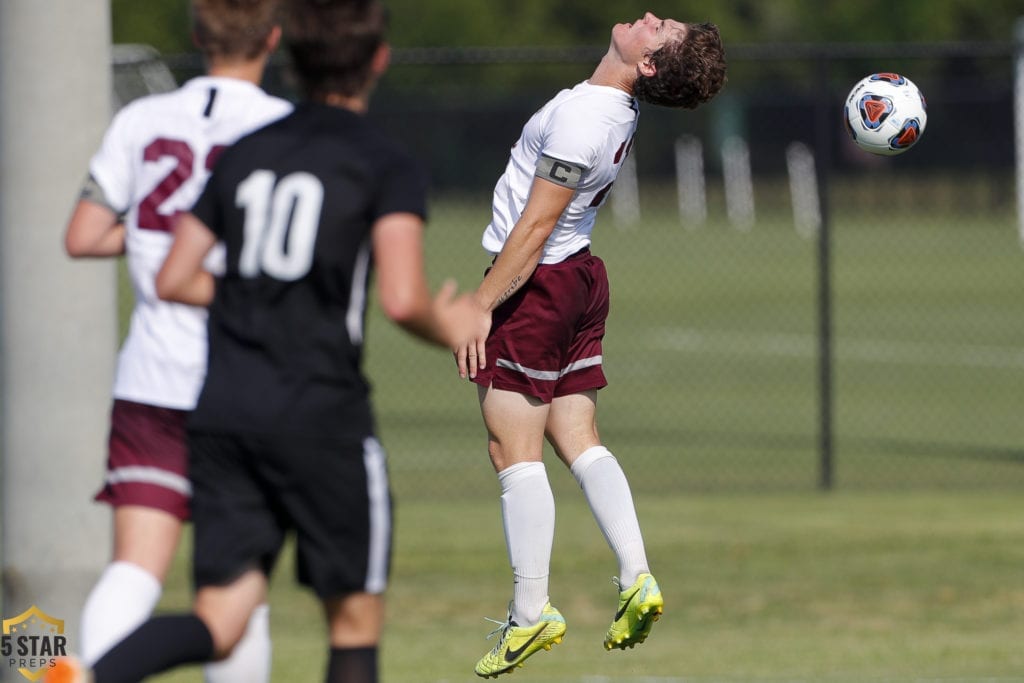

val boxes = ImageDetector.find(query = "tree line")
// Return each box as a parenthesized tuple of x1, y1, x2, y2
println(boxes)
(113, 0, 1023, 56)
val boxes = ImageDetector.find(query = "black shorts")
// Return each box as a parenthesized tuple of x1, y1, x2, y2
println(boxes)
(188, 430, 393, 599)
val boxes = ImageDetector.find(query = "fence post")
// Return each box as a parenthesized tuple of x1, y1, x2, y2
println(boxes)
(675, 135, 707, 227)
(1015, 18, 1024, 246)
(786, 141, 822, 240)
(814, 56, 835, 491)
(722, 136, 755, 230)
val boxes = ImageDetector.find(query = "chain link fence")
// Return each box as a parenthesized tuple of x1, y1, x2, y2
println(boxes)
(118, 39, 1024, 496)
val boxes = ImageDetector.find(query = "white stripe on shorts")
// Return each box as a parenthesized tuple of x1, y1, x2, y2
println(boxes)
(362, 436, 391, 594)
(105, 466, 192, 496)
(496, 355, 603, 381)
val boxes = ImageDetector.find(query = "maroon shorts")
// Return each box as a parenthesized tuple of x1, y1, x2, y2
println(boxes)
(472, 248, 609, 403)
(94, 399, 192, 520)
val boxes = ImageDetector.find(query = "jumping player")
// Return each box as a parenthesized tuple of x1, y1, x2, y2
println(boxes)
(62, 1, 291, 681)
(47, 1, 478, 682)
(455, 12, 727, 678)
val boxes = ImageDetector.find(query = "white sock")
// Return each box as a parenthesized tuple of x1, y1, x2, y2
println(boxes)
(80, 561, 162, 666)
(498, 461, 554, 626)
(571, 446, 649, 587)
(204, 603, 272, 683)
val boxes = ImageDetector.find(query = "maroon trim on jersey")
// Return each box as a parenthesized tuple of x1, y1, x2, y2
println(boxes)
(471, 248, 608, 403)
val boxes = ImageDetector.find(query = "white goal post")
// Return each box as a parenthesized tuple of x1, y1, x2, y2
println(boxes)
(1, 0, 114, 632)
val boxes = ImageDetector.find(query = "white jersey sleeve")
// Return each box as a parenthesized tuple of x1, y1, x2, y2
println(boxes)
(89, 110, 137, 214)
(88, 76, 293, 409)
(482, 81, 639, 264)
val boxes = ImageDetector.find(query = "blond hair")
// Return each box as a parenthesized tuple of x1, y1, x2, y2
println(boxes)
(191, 0, 281, 61)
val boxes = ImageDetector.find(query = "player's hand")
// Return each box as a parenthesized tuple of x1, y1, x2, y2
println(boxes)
(451, 290, 491, 381)
(432, 280, 489, 377)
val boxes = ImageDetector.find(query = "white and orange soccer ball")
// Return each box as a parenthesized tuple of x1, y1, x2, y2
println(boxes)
(843, 72, 927, 156)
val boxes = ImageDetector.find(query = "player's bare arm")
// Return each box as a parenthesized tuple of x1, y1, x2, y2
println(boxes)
(64, 199, 125, 258)
(155, 212, 217, 306)
(374, 212, 481, 349)
(456, 176, 574, 380)
(475, 177, 574, 311)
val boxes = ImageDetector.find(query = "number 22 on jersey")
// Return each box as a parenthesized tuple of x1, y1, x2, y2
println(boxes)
(138, 139, 226, 232)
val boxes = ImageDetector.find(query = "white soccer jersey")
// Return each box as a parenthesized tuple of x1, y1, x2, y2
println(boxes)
(481, 81, 639, 264)
(89, 76, 292, 409)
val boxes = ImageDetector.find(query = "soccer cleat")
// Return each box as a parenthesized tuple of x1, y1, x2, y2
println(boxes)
(43, 657, 92, 683)
(604, 573, 663, 651)
(474, 602, 567, 678)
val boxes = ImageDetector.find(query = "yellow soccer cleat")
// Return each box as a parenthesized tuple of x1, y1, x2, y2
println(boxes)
(474, 602, 567, 678)
(604, 573, 663, 651)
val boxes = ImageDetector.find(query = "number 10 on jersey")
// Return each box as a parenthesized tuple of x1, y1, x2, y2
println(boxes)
(236, 170, 324, 281)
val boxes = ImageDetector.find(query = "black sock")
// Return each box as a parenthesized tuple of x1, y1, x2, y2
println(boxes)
(325, 646, 378, 683)
(92, 614, 214, 683)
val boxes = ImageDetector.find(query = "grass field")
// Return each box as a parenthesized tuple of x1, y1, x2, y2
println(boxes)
(130, 187, 1023, 681)
(151, 492, 1024, 683)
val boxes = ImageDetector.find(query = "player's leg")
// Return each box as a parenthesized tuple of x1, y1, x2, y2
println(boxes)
(538, 247, 652, 588)
(479, 384, 553, 627)
(80, 400, 190, 666)
(202, 601, 272, 683)
(70, 569, 268, 683)
(547, 391, 650, 586)
(280, 434, 393, 683)
(546, 394, 662, 649)
(79, 505, 182, 665)
(194, 570, 270, 659)
(188, 431, 282, 678)
(545, 254, 664, 649)
(471, 253, 608, 675)
(78, 400, 273, 681)
(473, 385, 567, 678)
(323, 592, 384, 683)
(112, 505, 183, 580)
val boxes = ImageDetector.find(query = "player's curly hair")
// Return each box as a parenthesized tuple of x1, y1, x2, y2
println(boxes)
(191, 0, 281, 62)
(284, 0, 389, 102)
(633, 22, 727, 110)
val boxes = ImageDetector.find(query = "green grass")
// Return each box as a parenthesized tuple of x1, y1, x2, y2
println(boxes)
(151, 491, 1024, 683)
(125, 185, 1024, 681)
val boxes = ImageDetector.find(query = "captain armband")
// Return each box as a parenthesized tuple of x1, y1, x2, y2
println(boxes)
(535, 154, 585, 189)
(79, 173, 118, 214)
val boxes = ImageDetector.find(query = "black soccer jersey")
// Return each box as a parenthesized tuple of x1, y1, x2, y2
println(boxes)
(188, 103, 428, 440)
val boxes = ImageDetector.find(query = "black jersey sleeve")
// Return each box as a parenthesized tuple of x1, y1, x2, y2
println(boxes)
(373, 149, 429, 224)
(190, 168, 226, 239)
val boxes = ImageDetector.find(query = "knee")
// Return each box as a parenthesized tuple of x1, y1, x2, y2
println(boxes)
(327, 593, 385, 647)
(488, 440, 544, 473)
(194, 607, 251, 659)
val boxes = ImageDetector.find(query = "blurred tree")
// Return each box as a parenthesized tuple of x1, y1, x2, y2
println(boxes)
(109, 0, 1022, 54)
(111, 0, 191, 53)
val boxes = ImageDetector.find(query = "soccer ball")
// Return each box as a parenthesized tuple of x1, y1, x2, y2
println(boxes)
(843, 73, 927, 156)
